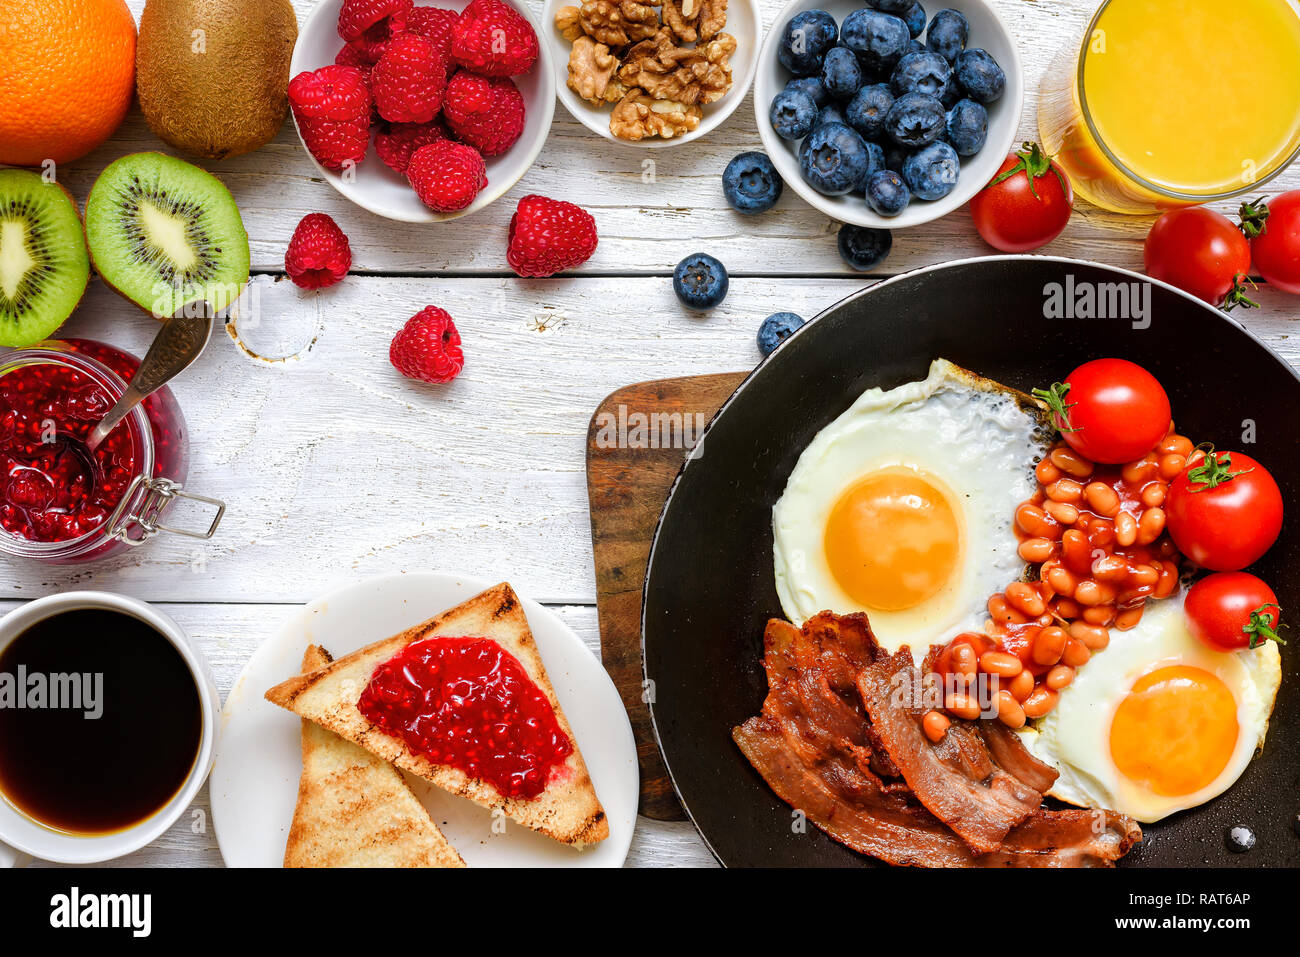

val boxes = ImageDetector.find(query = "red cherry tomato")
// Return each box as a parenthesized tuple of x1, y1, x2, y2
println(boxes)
(1241, 191, 1300, 295)
(1033, 358, 1172, 465)
(1166, 449, 1283, 571)
(1185, 572, 1285, 652)
(969, 142, 1073, 253)
(1144, 207, 1256, 309)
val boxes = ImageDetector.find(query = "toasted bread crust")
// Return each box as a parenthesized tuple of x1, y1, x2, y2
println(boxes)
(268, 585, 609, 847)
(284, 645, 466, 868)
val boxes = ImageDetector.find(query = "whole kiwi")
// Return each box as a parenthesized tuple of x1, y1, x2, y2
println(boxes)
(136, 0, 298, 159)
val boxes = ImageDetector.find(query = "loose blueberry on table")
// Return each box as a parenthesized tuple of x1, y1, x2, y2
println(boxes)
(673, 254, 730, 310)
(757, 312, 806, 356)
(723, 152, 785, 214)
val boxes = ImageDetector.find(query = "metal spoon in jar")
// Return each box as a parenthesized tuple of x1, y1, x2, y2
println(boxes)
(84, 302, 214, 454)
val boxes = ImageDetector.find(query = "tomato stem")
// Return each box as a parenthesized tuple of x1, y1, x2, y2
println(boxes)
(1031, 381, 1080, 433)
(1238, 196, 1271, 240)
(985, 142, 1067, 202)
(1244, 602, 1286, 649)
(1222, 274, 1260, 312)
(1185, 444, 1253, 491)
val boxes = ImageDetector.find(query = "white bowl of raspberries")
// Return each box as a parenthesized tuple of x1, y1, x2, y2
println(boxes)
(289, 0, 556, 222)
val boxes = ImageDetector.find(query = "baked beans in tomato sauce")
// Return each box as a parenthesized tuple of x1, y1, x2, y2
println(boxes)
(922, 426, 1204, 739)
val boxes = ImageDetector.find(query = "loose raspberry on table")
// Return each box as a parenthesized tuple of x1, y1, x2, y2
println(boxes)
(390, 306, 465, 384)
(338, 0, 411, 42)
(407, 140, 488, 213)
(450, 0, 539, 77)
(506, 195, 598, 278)
(405, 6, 460, 76)
(375, 120, 448, 174)
(288, 65, 372, 170)
(371, 33, 448, 124)
(442, 72, 526, 157)
(285, 213, 353, 289)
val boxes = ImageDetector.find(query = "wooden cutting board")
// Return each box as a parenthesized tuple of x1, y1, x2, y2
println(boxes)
(586, 372, 748, 820)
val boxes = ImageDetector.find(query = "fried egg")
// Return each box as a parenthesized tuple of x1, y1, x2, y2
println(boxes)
(1018, 593, 1282, 823)
(772, 359, 1050, 655)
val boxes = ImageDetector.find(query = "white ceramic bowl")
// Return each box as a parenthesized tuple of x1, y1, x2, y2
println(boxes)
(755, 0, 1023, 228)
(542, 0, 761, 148)
(290, 0, 556, 222)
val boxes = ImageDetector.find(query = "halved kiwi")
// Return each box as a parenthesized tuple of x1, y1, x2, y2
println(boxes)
(0, 169, 90, 347)
(85, 152, 250, 318)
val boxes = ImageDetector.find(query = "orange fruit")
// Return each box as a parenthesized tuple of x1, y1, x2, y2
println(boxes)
(0, 0, 137, 167)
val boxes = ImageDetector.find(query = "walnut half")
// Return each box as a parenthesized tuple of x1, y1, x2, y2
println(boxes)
(567, 36, 620, 104)
(554, 5, 586, 42)
(618, 29, 736, 106)
(577, 0, 660, 47)
(609, 91, 703, 140)
(661, 0, 728, 43)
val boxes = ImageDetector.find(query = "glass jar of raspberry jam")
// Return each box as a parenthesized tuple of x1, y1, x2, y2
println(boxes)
(0, 339, 223, 563)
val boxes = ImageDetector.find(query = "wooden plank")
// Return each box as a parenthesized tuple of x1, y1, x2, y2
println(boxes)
(94, 0, 1300, 277)
(587, 372, 748, 819)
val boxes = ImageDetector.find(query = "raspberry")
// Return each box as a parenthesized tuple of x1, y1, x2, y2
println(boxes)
(506, 195, 598, 278)
(371, 33, 448, 124)
(405, 7, 459, 76)
(338, 0, 411, 42)
(375, 120, 448, 174)
(390, 307, 464, 384)
(442, 72, 525, 156)
(346, 19, 397, 64)
(288, 65, 372, 170)
(334, 42, 373, 78)
(450, 0, 539, 77)
(285, 213, 353, 289)
(407, 140, 488, 213)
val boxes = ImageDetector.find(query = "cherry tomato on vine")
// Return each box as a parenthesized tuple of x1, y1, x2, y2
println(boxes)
(969, 142, 1074, 253)
(1166, 449, 1283, 571)
(1185, 572, 1285, 652)
(1033, 358, 1171, 465)
(1144, 207, 1256, 309)
(1241, 191, 1300, 295)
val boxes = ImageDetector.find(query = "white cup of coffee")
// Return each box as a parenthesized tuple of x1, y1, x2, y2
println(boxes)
(0, 591, 220, 865)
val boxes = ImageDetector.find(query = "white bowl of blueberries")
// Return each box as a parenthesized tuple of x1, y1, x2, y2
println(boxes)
(753, 0, 1023, 229)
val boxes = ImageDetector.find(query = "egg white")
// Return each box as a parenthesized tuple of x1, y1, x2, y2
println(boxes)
(772, 358, 1048, 656)
(1018, 592, 1282, 823)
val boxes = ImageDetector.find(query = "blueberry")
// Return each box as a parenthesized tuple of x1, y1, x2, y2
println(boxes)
(907, 38, 925, 56)
(955, 48, 1006, 103)
(757, 312, 805, 356)
(845, 83, 893, 139)
(865, 168, 911, 215)
(673, 253, 729, 310)
(785, 76, 830, 108)
(902, 140, 959, 200)
(800, 122, 874, 195)
(769, 87, 817, 140)
(841, 9, 911, 74)
(926, 8, 969, 62)
(837, 223, 893, 270)
(940, 80, 963, 108)
(883, 142, 910, 173)
(778, 10, 838, 76)
(945, 98, 987, 156)
(884, 91, 946, 147)
(891, 50, 952, 99)
(822, 46, 865, 100)
(862, 140, 886, 182)
(867, 0, 914, 12)
(722, 152, 784, 214)
(901, 1, 926, 36)
(815, 103, 847, 129)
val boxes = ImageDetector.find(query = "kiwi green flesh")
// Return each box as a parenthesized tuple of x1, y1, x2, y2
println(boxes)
(85, 153, 250, 318)
(0, 170, 90, 348)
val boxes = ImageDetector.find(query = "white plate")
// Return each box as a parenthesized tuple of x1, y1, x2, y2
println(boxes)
(290, 0, 556, 222)
(542, 0, 761, 148)
(754, 0, 1024, 228)
(211, 572, 638, 867)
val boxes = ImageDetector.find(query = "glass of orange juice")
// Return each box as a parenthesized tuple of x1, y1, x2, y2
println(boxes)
(1038, 0, 1300, 214)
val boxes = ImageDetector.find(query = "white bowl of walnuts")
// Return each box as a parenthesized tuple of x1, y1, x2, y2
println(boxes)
(543, 0, 761, 147)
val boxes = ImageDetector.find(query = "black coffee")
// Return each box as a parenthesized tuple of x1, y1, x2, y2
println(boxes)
(0, 608, 202, 834)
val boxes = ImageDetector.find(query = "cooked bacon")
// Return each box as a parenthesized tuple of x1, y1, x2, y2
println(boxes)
(733, 613, 1141, 868)
(857, 649, 1045, 855)
(978, 717, 1059, 795)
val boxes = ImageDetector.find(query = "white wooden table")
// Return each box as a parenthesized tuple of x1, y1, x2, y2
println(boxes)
(12, 0, 1299, 868)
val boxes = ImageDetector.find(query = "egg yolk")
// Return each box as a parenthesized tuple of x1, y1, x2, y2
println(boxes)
(823, 469, 961, 611)
(1109, 665, 1239, 797)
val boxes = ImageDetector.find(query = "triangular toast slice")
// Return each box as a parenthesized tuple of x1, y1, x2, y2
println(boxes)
(284, 645, 466, 868)
(267, 583, 609, 847)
